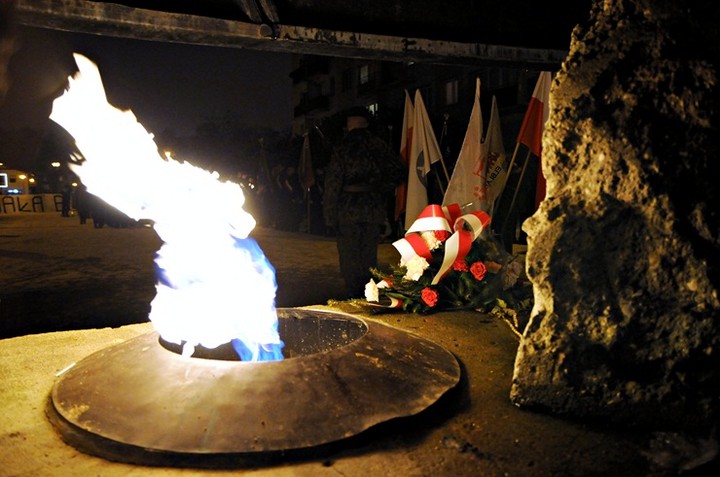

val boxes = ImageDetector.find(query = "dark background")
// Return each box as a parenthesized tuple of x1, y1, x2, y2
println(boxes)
(0, 25, 294, 171)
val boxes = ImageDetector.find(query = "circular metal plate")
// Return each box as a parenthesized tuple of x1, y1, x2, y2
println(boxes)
(47, 308, 460, 464)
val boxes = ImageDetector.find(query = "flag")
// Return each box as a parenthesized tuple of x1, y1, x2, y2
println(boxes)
(517, 71, 551, 208)
(484, 96, 507, 216)
(442, 78, 484, 211)
(298, 132, 315, 195)
(394, 90, 414, 221)
(405, 89, 443, 230)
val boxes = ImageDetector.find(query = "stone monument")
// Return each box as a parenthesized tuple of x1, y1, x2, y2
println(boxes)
(511, 0, 720, 433)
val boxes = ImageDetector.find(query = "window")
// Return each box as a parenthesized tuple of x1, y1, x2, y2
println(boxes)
(445, 79, 459, 105)
(359, 64, 370, 85)
(419, 86, 434, 111)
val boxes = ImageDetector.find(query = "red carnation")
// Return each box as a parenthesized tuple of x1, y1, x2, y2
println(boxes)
(452, 259, 468, 272)
(421, 287, 439, 307)
(470, 261, 487, 281)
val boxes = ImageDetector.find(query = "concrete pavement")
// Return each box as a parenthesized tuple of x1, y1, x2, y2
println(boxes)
(0, 212, 684, 476)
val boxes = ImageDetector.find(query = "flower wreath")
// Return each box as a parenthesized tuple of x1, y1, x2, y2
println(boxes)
(365, 204, 522, 314)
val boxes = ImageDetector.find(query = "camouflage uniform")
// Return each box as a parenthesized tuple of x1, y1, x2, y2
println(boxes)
(323, 127, 404, 298)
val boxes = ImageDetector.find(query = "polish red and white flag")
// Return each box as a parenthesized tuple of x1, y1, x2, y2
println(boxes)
(517, 71, 552, 208)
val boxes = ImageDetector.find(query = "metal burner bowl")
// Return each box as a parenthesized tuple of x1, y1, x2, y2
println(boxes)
(47, 308, 460, 466)
(159, 309, 369, 360)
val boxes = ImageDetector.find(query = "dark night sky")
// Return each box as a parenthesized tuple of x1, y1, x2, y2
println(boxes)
(0, 26, 294, 138)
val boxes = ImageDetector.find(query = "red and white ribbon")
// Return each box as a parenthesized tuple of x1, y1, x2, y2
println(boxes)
(366, 295, 404, 309)
(404, 204, 451, 235)
(393, 204, 491, 285)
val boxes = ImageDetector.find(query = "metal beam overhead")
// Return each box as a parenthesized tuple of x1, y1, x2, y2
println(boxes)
(15, 0, 568, 67)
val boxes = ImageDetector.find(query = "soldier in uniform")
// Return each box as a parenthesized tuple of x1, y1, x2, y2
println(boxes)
(323, 108, 404, 298)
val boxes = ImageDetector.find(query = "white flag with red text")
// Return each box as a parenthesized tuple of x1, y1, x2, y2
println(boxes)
(484, 96, 506, 216)
(405, 89, 442, 230)
(442, 78, 484, 211)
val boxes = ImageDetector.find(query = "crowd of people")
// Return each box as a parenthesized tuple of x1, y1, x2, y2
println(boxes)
(239, 109, 405, 298)
(61, 183, 138, 228)
(62, 108, 406, 299)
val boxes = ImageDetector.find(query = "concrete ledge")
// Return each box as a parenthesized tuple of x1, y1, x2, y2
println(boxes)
(1, 307, 655, 476)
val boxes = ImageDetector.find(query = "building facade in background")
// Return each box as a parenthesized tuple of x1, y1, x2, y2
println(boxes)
(290, 53, 546, 159)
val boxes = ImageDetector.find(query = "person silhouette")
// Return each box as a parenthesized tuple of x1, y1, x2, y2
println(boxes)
(323, 108, 404, 298)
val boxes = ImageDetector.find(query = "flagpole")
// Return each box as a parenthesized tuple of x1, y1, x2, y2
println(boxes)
(434, 168, 447, 196)
(437, 113, 452, 184)
(306, 186, 311, 233)
(437, 154, 451, 185)
(499, 147, 533, 240)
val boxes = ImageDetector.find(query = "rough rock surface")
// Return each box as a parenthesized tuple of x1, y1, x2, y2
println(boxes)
(511, 0, 720, 432)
